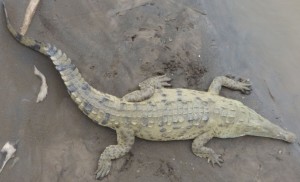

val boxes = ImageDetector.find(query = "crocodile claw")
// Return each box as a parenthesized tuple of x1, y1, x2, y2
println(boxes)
(207, 153, 224, 167)
(95, 159, 112, 180)
(153, 74, 172, 88)
(225, 74, 236, 80)
(139, 74, 172, 89)
(225, 74, 252, 95)
(237, 77, 252, 95)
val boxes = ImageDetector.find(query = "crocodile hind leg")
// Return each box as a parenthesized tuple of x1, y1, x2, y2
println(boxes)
(192, 132, 223, 167)
(122, 75, 172, 102)
(95, 128, 135, 179)
(208, 76, 252, 95)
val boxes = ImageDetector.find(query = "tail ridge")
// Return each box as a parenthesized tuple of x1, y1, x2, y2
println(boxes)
(3, 1, 49, 55)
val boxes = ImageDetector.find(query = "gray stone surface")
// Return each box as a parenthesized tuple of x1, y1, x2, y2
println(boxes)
(0, 0, 299, 181)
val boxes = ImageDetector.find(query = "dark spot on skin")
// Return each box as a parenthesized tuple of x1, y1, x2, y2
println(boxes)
(67, 84, 77, 93)
(179, 131, 186, 137)
(193, 114, 199, 120)
(177, 98, 182, 102)
(15, 33, 22, 42)
(202, 115, 209, 122)
(81, 83, 90, 91)
(55, 65, 65, 72)
(158, 121, 164, 127)
(99, 97, 109, 104)
(196, 97, 201, 100)
(142, 118, 148, 127)
(161, 133, 167, 137)
(218, 124, 225, 127)
(203, 101, 208, 106)
(133, 103, 138, 110)
(160, 128, 166, 132)
(55, 64, 76, 72)
(124, 117, 131, 125)
(165, 102, 171, 107)
(147, 101, 156, 106)
(29, 43, 40, 51)
(188, 119, 193, 123)
(36, 40, 42, 44)
(47, 45, 57, 56)
(119, 102, 126, 110)
(162, 93, 167, 97)
(176, 89, 182, 96)
(83, 102, 93, 115)
(157, 89, 163, 94)
(101, 113, 110, 125)
(70, 64, 76, 71)
(208, 98, 214, 103)
(186, 126, 193, 129)
(188, 115, 194, 121)
(147, 102, 153, 110)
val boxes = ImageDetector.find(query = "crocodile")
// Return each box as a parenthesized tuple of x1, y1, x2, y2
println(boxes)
(3, 2, 297, 180)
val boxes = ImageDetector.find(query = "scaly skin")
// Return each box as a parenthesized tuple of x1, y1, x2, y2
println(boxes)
(3, 2, 297, 180)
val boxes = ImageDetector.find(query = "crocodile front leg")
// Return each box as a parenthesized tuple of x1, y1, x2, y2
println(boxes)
(192, 132, 223, 167)
(122, 75, 171, 102)
(95, 127, 135, 179)
(208, 76, 252, 95)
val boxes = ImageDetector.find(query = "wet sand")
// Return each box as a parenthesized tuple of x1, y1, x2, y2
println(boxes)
(0, 0, 299, 181)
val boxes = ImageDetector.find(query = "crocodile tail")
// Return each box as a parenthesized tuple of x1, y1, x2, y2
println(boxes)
(3, 1, 82, 92)
(3, 1, 118, 123)
(3, 1, 49, 55)
(3, 1, 82, 95)
(3, 1, 91, 98)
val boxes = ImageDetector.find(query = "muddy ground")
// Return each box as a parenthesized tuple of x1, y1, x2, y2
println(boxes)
(0, 0, 300, 181)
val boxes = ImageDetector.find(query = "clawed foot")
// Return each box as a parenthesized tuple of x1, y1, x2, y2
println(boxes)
(237, 77, 252, 95)
(207, 152, 224, 167)
(95, 159, 112, 180)
(225, 74, 236, 80)
(140, 74, 172, 89)
(196, 148, 224, 167)
(226, 74, 252, 95)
